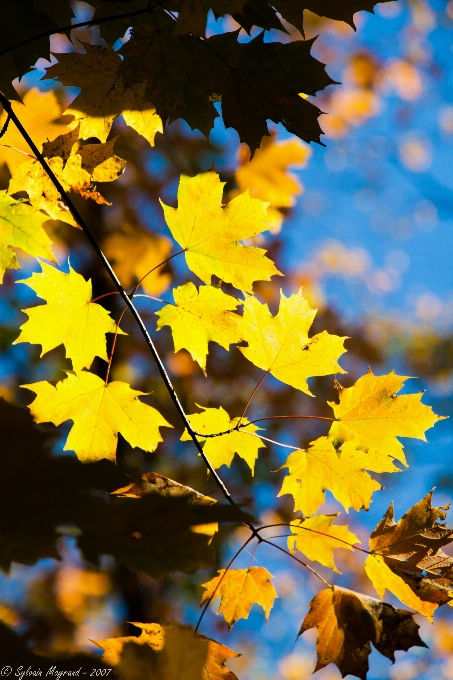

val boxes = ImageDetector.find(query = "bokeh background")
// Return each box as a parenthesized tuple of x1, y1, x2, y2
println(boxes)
(0, 1, 453, 678)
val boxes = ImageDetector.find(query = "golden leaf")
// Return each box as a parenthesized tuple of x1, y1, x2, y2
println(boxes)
(161, 171, 281, 292)
(0, 88, 67, 173)
(8, 129, 126, 226)
(300, 586, 427, 680)
(232, 132, 311, 231)
(103, 224, 172, 296)
(329, 368, 445, 466)
(15, 261, 123, 371)
(289, 513, 359, 572)
(240, 289, 347, 395)
(0, 192, 56, 282)
(200, 566, 277, 629)
(181, 405, 265, 474)
(156, 282, 243, 373)
(22, 371, 171, 463)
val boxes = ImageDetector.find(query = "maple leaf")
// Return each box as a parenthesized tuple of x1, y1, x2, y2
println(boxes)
(119, 12, 331, 150)
(173, 0, 247, 37)
(278, 437, 384, 515)
(0, 192, 56, 283)
(0, 89, 67, 173)
(103, 224, 172, 296)
(156, 282, 244, 373)
(95, 622, 239, 680)
(365, 491, 453, 620)
(8, 128, 126, 225)
(328, 368, 445, 466)
(232, 132, 311, 231)
(289, 513, 360, 572)
(161, 171, 281, 292)
(14, 261, 123, 371)
(274, 0, 395, 34)
(181, 405, 265, 474)
(200, 566, 277, 629)
(43, 43, 162, 144)
(22, 371, 171, 463)
(300, 586, 427, 680)
(240, 289, 347, 395)
(112, 471, 219, 539)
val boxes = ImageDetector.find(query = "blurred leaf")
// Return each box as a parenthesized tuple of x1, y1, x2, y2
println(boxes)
(201, 566, 277, 629)
(156, 282, 244, 373)
(240, 289, 347, 395)
(15, 261, 122, 371)
(95, 622, 239, 680)
(300, 586, 426, 680)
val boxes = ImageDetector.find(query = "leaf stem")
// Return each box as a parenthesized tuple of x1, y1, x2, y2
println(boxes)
(236, 371, 269, 428)
(0, 92, 238, 512)
(258, 524, 370, 555)
(260, 537, 332, 588)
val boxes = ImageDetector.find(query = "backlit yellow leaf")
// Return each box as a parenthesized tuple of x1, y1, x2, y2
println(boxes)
(161, 171, 282, 292)
(278, 437, 386, 515)
(0, 192, 56, 282)
(240, 289, 347, 395)
(200, 566, 277, 629)
(156, 282, 243, 372)
(22, 371, 171, 463)
(103, 224, 172, 296)
(8, 129, 126, 226)
(0, 88, 66, 173)
(328, 369, 445, 466)
(44, 43, 162, 144)
(289, 513, 359, 572)
(233, 132, 311, 231)
(181, 405, 265, 474)
(14, 261, 123, 371)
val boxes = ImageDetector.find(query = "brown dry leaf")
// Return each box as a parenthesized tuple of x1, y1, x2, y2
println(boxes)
(103, 224, 172, 296)
(0, 88, 67, 173)
(300, 586, 427, 680)
(200, 566, 277, 629)
(95, 622, 239, 680)
(365, 491, 453, 620)
(8, 128, 126, 226)
(111, 471, 218, 540)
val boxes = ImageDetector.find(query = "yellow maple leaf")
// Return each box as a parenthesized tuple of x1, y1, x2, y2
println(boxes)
(0, 88, 67, 173)
(181, 405, 265, 474)
(289, 513, 359, 572)
(8, 129, 126, 226)
(232, 132, 311, 231)
(22, 370, 171, 463)
(43, 44, 162, 143)
(14, 261, 123, 371)
(161, 171, 282, 292)
(103, 224, 172, 296)
(328, 369, 445, 466)
(278, 437, 389, 515)
(365, 553, 437, 621)
(156, 282, 244, 373)
(95, 622, 239, 680)
(200, 566, 277, 629)
(240, 289, 347, 395)
(0, 192, 57, 282)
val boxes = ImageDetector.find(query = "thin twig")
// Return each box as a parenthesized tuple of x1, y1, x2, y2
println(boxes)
(240, 430, 301, 451)
(258, 524, 369, 554)
(105, 306, 127, 385)
(0, 92, 238, 511)
(236, 371, 269, 428)
(0, 114, 10, 139)
(260, 537, 332, 587)
(246, 414, 335, 426)
(0, 144, 35, 158)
